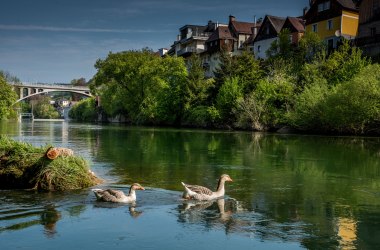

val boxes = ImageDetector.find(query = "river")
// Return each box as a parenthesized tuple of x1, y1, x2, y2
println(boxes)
(0, 120, 379, 249)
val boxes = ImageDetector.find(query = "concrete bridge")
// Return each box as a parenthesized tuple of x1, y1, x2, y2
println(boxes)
(12, 82, 92, 103)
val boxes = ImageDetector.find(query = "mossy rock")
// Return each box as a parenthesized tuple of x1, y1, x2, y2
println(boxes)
(0, 135, 102, 191)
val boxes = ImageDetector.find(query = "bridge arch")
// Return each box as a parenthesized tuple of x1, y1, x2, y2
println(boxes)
(14, 89, 92, 104)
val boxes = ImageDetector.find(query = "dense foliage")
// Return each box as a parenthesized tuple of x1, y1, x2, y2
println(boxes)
(31, 96, 60, 119)
(69, 98, 97, 122)
(0, 72, 18, 120)
(74, 37, 380, 135)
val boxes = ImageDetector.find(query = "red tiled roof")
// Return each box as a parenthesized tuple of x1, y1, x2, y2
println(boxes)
(207, 26, 234, 42)
(267, 15, 286, 33)
(231, 21, 256, 34)
(287, 17, 305, 32)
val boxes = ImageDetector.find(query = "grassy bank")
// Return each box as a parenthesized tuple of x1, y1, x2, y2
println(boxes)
(0, 136, 101, 191)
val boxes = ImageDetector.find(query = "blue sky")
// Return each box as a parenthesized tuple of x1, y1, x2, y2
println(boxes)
(0, 0, 309, 83)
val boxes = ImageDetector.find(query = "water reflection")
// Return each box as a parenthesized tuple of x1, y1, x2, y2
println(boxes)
(178, 198, 239, 234)
(0, 190, 87, 238)
(1, 121, 380, 249)
(40, 205, 61, 238)
(93, 201, 143, 218)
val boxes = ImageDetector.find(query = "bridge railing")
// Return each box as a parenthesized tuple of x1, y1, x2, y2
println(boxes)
(12, 83, 90, 90)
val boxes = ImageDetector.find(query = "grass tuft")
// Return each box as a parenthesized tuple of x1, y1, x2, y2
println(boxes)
(0, 135, 101, 191)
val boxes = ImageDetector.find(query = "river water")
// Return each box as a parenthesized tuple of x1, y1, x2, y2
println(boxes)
(0, 120, 379, 249)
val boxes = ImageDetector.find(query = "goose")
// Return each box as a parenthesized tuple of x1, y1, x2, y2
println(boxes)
(181, 174, 233, 201)
(92, 183, 145, 203)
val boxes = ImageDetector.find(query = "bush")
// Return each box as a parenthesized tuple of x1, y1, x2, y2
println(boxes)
(69, 98, 97, 122)
(216, 77, 243, 124)
(289, 64, 380, 134)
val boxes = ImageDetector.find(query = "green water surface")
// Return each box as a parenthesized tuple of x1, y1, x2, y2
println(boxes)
(0, 121, 379, 249)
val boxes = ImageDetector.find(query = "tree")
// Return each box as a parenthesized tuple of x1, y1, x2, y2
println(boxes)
(181, 54, 215, 126)
(0, 72, 18, 119)
(0, 70, 21, 84)
(70, 78, 87, 86)
(216, 77, 243, 124)
(288, 64, 380, 134)
(266, 29, 293, 59)
(213, 50, 262, 98)
(69, 98, 97, 122)
(91, 49, 187, 124)
(31, 96, 60, 119)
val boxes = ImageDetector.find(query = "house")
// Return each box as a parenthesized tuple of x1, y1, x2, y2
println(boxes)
(281, 17, 306, 45)
(355, 0, 380, 57)
(253, 15, 286, 59)
(169, 21, 218, 58)
(228, 15, 257, 55)
(157, 48, 168, 57)
(202, 25, 234, 77)
(200, 15, 258, 77)
(304, 0, 359, 50)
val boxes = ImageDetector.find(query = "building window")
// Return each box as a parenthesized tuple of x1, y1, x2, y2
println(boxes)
(239, 41, 244, 47)
(371, 27, 376, 37)
(266, 27, 270, 35)
(327, 39, 334, 51)
(327, 20, 333, 30)
(257, 45, 261, 53)
(312, 24, 318, 32)
(318, 1, 330, 12)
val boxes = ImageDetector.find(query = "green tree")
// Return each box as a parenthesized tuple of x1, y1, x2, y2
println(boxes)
(69, 98, 97, 122)
(181, 54, 215, 126)
(213, 50, 262, 98)
(298, 31, 326, 63)
(216, 77, 243, 124)
(0, 72, 18, 119)
(235, 51, 263, 94)
(266, 29, 293, 59)
(288, 64, 380, 134)
(91, 49, 187, 124)
(32, 96, 60, 119)
(322, 39, 370, 85)
(70, 77, 87, 86)
(0, 70, 21, 83)
(237, 61, 296, 130)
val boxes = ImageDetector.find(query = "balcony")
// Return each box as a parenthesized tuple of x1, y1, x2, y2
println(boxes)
(177, 47, 205, 56)
(178, 32, 212, 43)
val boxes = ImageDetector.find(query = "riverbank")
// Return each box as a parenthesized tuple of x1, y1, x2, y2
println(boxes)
(0, 136, 101, 190)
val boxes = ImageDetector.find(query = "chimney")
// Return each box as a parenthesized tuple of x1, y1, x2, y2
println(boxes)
(229, 15, 236, 23)
(253, 15, 257, 36)
(303, 7, 308, 17)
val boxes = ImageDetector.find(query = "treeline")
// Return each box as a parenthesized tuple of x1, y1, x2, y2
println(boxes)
(0, 71, 18, 119)
(70, 32, 380, 135)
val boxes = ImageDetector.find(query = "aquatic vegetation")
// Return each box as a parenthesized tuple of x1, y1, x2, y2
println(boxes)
(0, 135, 101, 190)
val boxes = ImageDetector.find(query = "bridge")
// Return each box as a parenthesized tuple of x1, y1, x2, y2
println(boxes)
(11, 82, 92, 103)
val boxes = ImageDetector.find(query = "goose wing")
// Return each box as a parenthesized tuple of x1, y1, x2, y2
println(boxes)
(93, 189, 124, 202)
(183, 184, 213, 196)
(105, 189, 125, 199)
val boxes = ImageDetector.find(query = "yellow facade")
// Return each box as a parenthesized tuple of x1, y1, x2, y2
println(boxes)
(341, 10, 359, 37)
(306, 10, 359, 40)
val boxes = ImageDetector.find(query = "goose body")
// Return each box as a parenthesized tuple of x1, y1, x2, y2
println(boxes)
(181, 174, 233, 201)
(92, 183, 145, 203)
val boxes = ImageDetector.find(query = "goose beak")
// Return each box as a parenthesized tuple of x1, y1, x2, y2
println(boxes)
(228, 177, 233, 182)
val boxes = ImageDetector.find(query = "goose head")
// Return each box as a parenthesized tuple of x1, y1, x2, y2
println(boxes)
(131, 183, 145, 191)
(220, 174, 233, 182)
